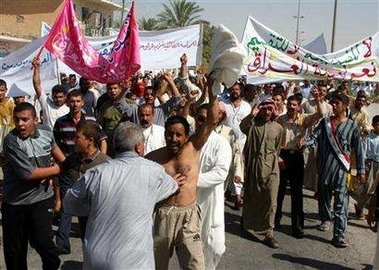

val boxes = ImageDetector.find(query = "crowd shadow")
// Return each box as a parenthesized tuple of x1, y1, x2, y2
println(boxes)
(302, 233, 332, 245)
(272, 253, 355, 270)
(348, 220, 370, 230)
(61, 261, 83, 270)
(224, 211, 242, 236)
(224, 211, 261, 243)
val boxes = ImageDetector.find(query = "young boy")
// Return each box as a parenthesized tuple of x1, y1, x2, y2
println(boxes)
(364, 115, 379, 223)
(364, 115, 379, 268)
(0, 79, 15, 153)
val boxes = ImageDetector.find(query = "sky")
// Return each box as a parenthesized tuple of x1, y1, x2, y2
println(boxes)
(130, 0, 379, 53)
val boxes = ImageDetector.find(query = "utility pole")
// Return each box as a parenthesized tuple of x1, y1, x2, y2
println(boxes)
(120, 0, 125, 27)
(331, 0, 338, 52)
(293, 0, 305, 45)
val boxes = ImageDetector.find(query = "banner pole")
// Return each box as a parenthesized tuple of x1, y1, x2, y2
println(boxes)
(30, 46, 44, 70)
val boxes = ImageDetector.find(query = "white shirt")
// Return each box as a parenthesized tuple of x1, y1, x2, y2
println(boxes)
(363, 133, 379, 162)
(223, 99, 251, 150)
(143, 124, 166, 155)
(38, 89, 69, 131)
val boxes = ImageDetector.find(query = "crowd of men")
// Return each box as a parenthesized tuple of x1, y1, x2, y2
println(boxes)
(0, 53, 378, 270)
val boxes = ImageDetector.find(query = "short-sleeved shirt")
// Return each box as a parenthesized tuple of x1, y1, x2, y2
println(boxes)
(363, 133, 379, 162)
(39, 90, 70, 131)
(53, 113, 107, 156)
(0, 98, 15, 152)
(3, 125, 56, 205)
(277, 113, 314, 151)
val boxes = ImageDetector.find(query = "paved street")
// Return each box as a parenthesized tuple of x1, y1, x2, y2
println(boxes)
(0, 187, 376, 269)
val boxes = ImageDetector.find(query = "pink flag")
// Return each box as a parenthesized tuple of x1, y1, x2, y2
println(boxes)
(43, 0, 140, 83)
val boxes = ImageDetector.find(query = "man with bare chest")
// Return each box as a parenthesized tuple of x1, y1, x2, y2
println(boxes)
(146, 83, 218, 270)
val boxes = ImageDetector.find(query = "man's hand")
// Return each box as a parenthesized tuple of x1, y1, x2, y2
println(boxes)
(32, 57, 40, 69)
(251, 105, 260, 118)
(162, 72, 173, 82)
(173, 173, 188, 187)
(312, 87, 320, 101)
(54, 198, 62, 213)
(278, 157, 286, 170)
(187, 90, 200, 101)
(234, 176, 242, 184)
(298, 137, 306, 148)
(180, 54, 188, 65)
(356, 173, 366, 184)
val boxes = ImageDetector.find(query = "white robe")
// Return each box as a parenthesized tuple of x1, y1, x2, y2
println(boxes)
(143, 124, 166, 155)
(197, 131, 232, 270)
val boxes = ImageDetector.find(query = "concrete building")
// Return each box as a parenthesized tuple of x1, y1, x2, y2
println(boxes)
(0, 0, 123, 57)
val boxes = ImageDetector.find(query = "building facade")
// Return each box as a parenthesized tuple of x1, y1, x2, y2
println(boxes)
(0, 0, 122, 57)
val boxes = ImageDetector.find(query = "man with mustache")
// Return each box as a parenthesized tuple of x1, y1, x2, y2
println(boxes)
(115, 73, 181, 127)
(240, 98, 283, 248)
(223, 82, 251, 150)
(137, 103, 165, 155)
(275, 91, 322, 239)
(307, 92, 365, 248)
(97, 83, 125, 157)
(146, 78, 219, 270)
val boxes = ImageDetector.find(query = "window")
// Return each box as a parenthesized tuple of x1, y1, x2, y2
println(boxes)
(82, 6, 89, 21)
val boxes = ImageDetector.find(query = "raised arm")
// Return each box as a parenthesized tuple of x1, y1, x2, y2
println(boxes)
(240, 105, 259, 135)
(190, 76, 219, 151)
(304, 87, 323, 128)
(32, 57, 43, 98)
(190, 75, 208, 112)
(180, 53, 188, 79)
(163, 72, 180, 99)
(179, 90, 199, 118)
(155, 76, 169, 104)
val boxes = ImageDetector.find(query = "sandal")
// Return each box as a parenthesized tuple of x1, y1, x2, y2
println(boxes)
(263, 237, 279, 249)
(317, 222, 330, 232)
(332, 237, 348, 248)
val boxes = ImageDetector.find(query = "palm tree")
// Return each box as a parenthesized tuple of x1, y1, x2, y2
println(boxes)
(157, 0, 204, 29)
(139, 17, 160, 31)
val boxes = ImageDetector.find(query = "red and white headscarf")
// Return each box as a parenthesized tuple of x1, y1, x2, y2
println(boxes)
(258, 98, 279, 120)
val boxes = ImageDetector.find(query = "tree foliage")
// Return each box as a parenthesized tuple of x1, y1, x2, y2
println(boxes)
(138, 0, 214, 65)
(156, 0, 204, 28)
(139, 17, 160, 31)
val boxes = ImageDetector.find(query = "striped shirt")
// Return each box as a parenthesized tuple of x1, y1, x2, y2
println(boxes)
(53, 113, 107, 156)
(307, 118, 364, 185)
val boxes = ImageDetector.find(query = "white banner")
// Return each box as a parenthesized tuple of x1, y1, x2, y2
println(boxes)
(242, 16, 379, 84)
(0, 37, 58, 97)
(0, 25, 202, 96)
(139, 25, 202, 70)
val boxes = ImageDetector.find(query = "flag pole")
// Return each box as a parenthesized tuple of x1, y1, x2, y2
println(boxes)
(35, 46, 44, 59)
(56, 58, 60, 84)
(30, 46, 44, 70)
